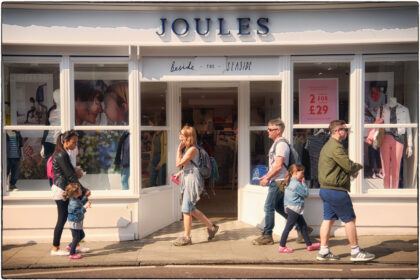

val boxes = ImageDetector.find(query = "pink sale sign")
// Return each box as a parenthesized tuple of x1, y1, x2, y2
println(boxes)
(299, 78, 338, 124)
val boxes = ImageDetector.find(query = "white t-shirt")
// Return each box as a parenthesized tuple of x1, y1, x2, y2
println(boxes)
(268, 137, 290, 181)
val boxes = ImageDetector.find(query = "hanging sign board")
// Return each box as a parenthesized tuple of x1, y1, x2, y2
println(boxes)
(299, 78, 338, 124)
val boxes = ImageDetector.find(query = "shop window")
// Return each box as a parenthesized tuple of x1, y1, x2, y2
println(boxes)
(363, 60, 418, 190)
(76, 130, 130, 191)
(3, 63, 60, 126)
(141, 131, 167, 188)
(250, 81, 281, 126)
(293, 62, 350, 124)
(250, 131, 270, 184)
(4, 130, 50, 191)
(141, 82, 167, 126)
(73, 64, 128, 125)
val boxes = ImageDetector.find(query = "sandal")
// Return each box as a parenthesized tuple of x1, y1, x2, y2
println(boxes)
(173, 236, 192, 246)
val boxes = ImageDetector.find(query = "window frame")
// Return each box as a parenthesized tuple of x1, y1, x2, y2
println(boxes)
(361, 54, 418, 194)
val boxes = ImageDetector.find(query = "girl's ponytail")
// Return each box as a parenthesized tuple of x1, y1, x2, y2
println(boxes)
(284, 164, 305, 187)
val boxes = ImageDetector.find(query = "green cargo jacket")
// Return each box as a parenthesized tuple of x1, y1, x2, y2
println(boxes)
(318, 138, 363, 192)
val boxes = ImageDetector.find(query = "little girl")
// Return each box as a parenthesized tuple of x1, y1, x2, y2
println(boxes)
(63, 183, 91, 259)
(278, 164, 320, 253)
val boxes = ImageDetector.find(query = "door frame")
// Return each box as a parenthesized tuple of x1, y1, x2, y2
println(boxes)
(172, 81, 243, 220)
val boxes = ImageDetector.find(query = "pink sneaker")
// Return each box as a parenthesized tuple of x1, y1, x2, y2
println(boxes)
(69, 254, 82, 260)
(307, 243, 320, 251)
(278, 246, 294, 253)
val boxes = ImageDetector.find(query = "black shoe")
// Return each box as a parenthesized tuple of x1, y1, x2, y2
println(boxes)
(9, 185, 18, 191)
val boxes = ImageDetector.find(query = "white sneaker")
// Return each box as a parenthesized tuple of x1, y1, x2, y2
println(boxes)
(50, 249, 69, 256)
(377, 172, 383, 179)
(66, 245, 90, 253)
(77, 246, 90, 253)
(371, 173, 377, 179)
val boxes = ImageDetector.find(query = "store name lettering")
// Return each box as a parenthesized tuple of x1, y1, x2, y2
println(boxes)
(156, 17, 269, 36)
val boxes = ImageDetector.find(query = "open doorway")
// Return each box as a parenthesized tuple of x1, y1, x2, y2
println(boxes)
(181, 87, 238, 218)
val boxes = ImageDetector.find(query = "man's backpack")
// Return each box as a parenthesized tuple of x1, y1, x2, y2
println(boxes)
(191, 144, 212, 179)
(275, 138, 301, 169)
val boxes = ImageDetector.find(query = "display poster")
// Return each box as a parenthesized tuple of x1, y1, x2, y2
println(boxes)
(299, 78, 338, 124)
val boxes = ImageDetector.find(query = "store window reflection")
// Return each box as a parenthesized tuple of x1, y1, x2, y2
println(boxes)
(141, 83, 167, 126)
(363, 60, 418, 190)
(250, 81, 281, 126)
(293, 62, 350, 124)
(250, 131, 270, 184)
(4, 130, 48, 191)
(141, 131, 167, 188)
(3, 63, 60, 126)
(76, 130, 129, 190)
(73, 64, 128, 126)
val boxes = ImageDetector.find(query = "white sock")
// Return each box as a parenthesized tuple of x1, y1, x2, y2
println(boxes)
(351, 245, 360, 255)
(319, 246, 329, 255)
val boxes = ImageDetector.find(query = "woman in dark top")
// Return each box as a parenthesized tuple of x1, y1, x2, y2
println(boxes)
(50, 130, 91, 256)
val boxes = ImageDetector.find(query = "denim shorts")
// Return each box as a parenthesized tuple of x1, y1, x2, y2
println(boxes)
(181, 191, 196, 213)
(319, 188, 356, 223)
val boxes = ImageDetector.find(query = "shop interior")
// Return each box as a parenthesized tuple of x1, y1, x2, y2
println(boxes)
(181, 87, 238, 218)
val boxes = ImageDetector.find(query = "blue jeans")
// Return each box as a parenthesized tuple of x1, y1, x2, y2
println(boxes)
(70, 229, 85, 255)
(263, 181, 287, 235)
(7, 158, 20, 186)
(121, 167, 130, 190)
(280, 208, 311, 247)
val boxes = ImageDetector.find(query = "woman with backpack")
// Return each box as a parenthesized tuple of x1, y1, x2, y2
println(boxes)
(172, 125, 219, 246)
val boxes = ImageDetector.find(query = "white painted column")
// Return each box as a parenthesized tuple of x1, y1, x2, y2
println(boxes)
(349, 54, 364, 194)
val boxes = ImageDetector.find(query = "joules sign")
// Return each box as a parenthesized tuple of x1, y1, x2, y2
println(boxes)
(156, 17, 270, 36)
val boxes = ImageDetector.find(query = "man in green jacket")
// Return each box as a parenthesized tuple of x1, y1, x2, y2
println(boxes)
(317, 120, 375, 262)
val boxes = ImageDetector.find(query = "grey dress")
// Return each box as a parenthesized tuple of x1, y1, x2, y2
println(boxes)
(181, 147, 204, 205)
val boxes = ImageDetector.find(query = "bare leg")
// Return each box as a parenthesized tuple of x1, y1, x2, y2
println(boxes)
(191, 208, 213, 229)
(344, 218, 358, 246)
(183, 212, 192, 237)
(320, 220, 335, 246)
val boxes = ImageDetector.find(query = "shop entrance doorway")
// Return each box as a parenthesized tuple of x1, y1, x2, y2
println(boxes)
(181, 87, 238, 218)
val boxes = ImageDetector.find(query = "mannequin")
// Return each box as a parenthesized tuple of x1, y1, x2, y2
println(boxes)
(378, 96, 413, 189)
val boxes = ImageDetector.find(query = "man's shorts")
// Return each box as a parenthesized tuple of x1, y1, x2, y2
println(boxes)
(319, 188, 356, 223)
(181, 191, 196, 213)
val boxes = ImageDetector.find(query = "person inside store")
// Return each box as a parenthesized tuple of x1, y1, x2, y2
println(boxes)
(317, 120, 375, 262)
(50, 130, 90, 256)
(103, 82, 130, 190)
(252, 118, 307, 246)
(149, 130, 167, 187)
(172, 125, 219, 246)
(378, 96, 413, 188)
(74, 81, 104, 125)
(6, 130, 23, 191)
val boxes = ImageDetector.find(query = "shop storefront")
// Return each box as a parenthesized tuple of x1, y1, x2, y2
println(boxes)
(2, 2, 418, 243)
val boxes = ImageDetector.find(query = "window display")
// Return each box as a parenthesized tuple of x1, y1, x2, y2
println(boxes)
(141, 82, 167, 126)
(3, 63, 60, 126)
(141, 131, 167, 188)
(363, 60, 418, 190)
(250, 81, 281, 126)
(73, 64, 128, 126)
(293, 62, 350, 124)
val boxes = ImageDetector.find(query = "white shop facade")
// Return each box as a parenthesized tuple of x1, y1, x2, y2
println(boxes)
(2, 2, 418, 243)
